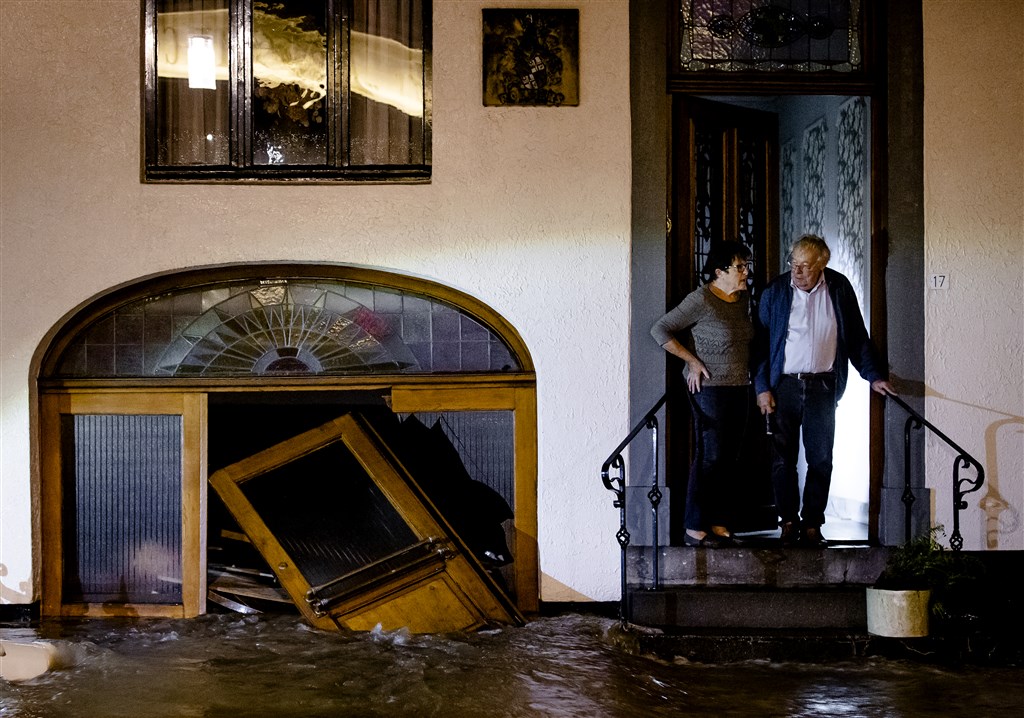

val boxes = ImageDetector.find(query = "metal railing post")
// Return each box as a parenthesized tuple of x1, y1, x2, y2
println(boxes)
(602, 393, 670, 622)
(647, 415, 662, 590)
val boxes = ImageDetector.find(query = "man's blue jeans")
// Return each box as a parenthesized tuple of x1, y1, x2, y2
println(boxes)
(769, 373, 837, 529)
(686, 385, 754, 531)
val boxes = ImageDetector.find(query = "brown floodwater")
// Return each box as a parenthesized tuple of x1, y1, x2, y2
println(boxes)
(2, 612, 1022, 717)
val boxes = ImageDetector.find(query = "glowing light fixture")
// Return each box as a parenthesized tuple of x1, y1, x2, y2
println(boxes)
(187, 35, 217, 89)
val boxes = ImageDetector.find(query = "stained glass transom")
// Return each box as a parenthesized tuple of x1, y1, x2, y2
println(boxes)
(679, 0, 860, 73)
(56, 280, 518, 378)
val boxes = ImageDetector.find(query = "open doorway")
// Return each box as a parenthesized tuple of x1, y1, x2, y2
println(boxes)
(668, 94, 874, 543)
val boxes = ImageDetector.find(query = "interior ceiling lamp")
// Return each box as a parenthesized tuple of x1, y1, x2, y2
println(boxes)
(187, 35, 217, 89)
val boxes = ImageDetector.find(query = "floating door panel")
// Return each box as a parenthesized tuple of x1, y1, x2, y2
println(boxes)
(208, 413, 524, 633)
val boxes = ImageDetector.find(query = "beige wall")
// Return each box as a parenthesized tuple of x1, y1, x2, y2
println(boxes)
(5, 0, 1022, 611)
(0, 1, 632, 603)
(923, 0, 1024, 550)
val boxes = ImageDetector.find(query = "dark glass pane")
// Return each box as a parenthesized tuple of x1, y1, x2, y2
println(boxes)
(693, 128, 716, 284)
(679, 0, 858, 73)
(156, 0, 230, 164)
(241, 441, 418, 586)
(403, 411, 515, 512)
(61, 415, 183, 604)
(252, 0, 328, 165)
(349, 0, 425, 165)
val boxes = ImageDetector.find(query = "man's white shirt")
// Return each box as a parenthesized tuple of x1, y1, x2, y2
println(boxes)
(783, 275, 837, 375)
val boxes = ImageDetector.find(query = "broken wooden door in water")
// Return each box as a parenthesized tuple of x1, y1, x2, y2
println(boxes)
(209, 412, 525, 633)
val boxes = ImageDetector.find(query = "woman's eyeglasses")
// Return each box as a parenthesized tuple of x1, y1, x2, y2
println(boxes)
(727, 263, 751, 274)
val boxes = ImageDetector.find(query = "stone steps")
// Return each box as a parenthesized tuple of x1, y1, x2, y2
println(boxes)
(625, 544, 889, 632)
(629, 584, 869, 630)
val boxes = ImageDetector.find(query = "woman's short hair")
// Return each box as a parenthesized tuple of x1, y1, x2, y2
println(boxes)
(789, 234, 830, 266)
(702, 240, 752, 281)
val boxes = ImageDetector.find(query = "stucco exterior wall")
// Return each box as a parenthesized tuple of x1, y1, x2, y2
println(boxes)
(923, 0, 1024, 550)
(0, 0, 631, 604)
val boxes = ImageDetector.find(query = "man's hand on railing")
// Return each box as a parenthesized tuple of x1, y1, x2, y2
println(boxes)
(872, 378, 897, 396)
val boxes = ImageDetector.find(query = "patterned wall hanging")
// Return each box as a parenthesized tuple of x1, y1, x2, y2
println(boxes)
(483, 9, 580, 107)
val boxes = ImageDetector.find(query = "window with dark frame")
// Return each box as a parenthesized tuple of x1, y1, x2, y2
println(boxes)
(144, 0, 431, 182)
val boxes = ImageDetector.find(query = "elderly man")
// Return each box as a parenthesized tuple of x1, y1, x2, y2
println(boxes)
(754, 235, 895, 547)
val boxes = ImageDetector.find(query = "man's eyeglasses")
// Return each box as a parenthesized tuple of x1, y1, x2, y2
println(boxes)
(789, 261, 816, 272)
(727, 263, 751, 274)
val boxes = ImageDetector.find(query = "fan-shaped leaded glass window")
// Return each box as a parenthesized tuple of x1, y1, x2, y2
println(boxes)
(55, 279, 518, 378)
(678, 0, 861, 73)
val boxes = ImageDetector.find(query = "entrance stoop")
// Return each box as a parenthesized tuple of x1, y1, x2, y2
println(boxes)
(618, 548, 1024, 666)
(621, 544, 890, 662)
(625, 545, 888, 632)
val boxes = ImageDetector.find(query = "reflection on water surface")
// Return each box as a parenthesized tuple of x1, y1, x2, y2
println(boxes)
(3, 613, 1023, 717)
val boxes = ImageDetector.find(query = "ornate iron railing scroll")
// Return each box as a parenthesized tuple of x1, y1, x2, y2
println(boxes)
(887, 393, 985, 551)
(601, 393, 668, 622)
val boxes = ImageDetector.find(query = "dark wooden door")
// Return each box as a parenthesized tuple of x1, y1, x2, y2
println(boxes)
(667, 96, 780, 538)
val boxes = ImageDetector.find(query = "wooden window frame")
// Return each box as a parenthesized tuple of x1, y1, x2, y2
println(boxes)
(142, 0, 433, 183)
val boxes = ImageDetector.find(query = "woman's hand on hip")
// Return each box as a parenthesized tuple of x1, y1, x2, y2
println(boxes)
(687, 360, 709, 393)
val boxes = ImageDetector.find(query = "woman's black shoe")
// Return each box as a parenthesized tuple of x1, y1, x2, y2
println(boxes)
(683, 532, 723, 547)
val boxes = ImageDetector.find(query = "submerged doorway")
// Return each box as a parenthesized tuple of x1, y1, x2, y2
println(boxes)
(35, 264, 539, 624)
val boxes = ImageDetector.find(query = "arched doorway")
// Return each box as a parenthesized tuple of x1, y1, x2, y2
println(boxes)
(35, 263, 538, 625)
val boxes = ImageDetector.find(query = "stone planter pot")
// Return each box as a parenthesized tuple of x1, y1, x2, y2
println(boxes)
(865, 588, 931, 637)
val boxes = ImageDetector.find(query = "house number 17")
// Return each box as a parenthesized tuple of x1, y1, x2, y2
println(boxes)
(929, 273, 949, 290)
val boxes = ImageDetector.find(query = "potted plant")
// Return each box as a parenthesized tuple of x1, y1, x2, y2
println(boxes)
(867, 526, 983, 638)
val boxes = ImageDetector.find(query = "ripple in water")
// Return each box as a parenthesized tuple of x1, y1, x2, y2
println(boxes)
(2, 613, 1022, 717)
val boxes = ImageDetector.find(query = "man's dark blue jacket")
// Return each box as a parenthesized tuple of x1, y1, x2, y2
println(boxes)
(753, 267, 887, 401)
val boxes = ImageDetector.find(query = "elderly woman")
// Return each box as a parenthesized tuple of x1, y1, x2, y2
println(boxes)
(651, 240, 755, 547)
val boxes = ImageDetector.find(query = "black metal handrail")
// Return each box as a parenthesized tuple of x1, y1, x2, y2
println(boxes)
(600, 392, 669, 622)
(886, 392, 985, 551)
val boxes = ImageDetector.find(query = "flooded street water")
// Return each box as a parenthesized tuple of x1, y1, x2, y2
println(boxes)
(3, 612, 1022, 717)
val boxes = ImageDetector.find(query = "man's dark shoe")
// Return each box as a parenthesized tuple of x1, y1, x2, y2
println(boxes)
(802, 526, 828, 548)
(779, 521, 799, 547)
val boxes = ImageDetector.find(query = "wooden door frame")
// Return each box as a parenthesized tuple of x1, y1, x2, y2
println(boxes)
(39, 391, 208, 618)
(37, 376, 539, 618)
(667, 89, 887, 543)
(666, 94, 781, 540)
(33, 262, 540, 619)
